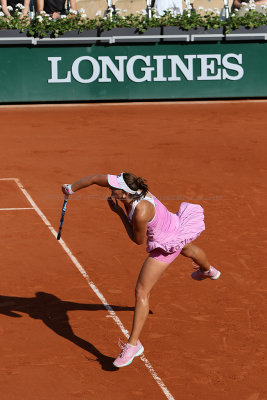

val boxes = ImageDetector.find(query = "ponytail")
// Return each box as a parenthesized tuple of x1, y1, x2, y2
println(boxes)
(123, 172, 149, 199)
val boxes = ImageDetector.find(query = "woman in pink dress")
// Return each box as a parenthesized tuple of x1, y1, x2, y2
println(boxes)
(62, 172, 221, 368)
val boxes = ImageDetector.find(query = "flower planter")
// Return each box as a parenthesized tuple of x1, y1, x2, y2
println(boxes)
(189, 27, 224, 42)
(37, 29, 99, 45)
(225, 25, 267, 41)
(138, 27, 162, 43)
(0, 29, 32, 45)
(100, 27, 137, 43)
(162, 26, 224, 42)
(100, 27, 162, 43)
(162, 26, 191, 42)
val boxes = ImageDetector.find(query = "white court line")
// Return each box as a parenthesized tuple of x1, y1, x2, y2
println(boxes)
(0, 208, 34, 211)
(0, 177, 175, 400)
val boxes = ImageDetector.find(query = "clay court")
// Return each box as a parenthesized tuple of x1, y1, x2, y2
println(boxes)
(1, 101, 266, 400)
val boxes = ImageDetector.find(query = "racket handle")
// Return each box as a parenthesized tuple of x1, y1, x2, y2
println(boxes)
(57, 196, 68, 240)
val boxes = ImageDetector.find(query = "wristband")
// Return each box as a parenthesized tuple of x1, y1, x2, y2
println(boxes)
(65, 184, 74, 195)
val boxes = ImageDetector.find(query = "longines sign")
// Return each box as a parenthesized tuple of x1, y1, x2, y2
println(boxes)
(0, 42, 266, 102)
(48, 54, 244, 84)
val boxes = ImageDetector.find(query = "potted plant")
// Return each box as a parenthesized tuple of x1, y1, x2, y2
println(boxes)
(161, 8, 224, 42)
(99, 12, 140, 42)
(1, 2, 267, 45)
(99, 11, 161, 43)
(0, 6, 31, 44)
(29, 10, 99, 44)
(51, 10, 99, 44)
(225, 5, 267, 40)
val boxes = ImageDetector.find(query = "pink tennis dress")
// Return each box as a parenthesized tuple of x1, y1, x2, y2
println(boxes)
(128, 194, 205, 263)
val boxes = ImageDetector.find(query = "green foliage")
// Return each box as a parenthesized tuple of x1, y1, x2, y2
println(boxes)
(101, 9, 224, 32)
(0, 9, 30, 31)
(0, 3, 266, 37)
(99, 12, 142, 32)
(225, 7, 267, 33)
(29, 11, 101, 37)
(29, 14, 54, 37)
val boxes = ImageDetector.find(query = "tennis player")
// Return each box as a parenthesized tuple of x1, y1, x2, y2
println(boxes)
(62, 172, 221, 368)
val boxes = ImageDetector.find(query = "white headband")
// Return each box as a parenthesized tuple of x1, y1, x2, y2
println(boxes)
(108, 173, 139, 195)
(116, 173, 138, 194)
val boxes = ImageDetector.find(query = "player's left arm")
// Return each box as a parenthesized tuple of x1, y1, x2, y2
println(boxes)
(132, 206, 149, 245)
(107, 199, 148, 245)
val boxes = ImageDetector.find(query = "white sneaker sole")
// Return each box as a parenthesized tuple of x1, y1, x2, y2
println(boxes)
(210, 271, 221, 280)
(192, 270, 221, 281)
(113, 346, 144, 368)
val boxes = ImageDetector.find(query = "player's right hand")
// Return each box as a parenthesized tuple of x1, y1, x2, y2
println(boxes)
(62, 184, 73, 195)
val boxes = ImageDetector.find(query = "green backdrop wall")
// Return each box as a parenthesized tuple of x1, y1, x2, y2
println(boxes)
(1, 41, 267, 102)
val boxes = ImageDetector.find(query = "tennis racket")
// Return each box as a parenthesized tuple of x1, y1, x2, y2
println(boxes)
(57, 195, 68, 240)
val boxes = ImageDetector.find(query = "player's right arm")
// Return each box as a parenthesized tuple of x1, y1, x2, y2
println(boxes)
(62, 174, 109, 194)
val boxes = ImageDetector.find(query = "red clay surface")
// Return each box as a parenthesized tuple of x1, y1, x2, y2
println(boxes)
(0, 102, 267, 400)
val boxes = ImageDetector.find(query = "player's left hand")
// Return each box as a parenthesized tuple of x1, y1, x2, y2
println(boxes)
(107, 197, 123, 214)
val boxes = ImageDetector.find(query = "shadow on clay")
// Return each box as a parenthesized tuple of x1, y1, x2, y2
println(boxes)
(0, 292, 152, 372)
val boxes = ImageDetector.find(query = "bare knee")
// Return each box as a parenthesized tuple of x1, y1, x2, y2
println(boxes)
(181, 243, 196, 258)
(135, 283, 150, 303)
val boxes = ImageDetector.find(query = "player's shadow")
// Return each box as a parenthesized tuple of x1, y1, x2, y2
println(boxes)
(0, 292, 152, 372)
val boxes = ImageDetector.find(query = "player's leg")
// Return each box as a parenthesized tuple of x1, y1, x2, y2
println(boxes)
(113, 256, 171, 367)
(181, 242, 210, 271)
(128, 256, 171, 346)
(181, 242, 221, 280)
